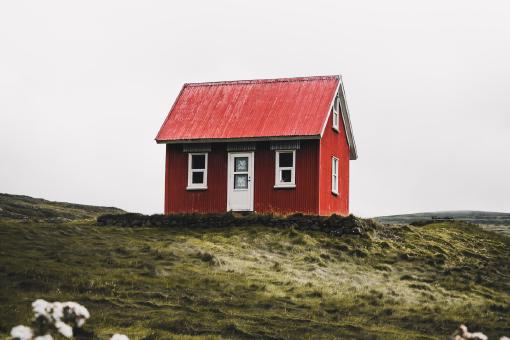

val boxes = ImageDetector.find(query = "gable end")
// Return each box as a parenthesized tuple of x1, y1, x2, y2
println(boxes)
(319, 76, 358, 160)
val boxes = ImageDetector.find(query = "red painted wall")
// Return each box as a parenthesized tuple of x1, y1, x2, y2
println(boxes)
(254, 141, 319, 215)
(318, 109, 350, 216)
(164, 133, 347, 216)
(165, 143, 228, 213)
(165, 141, 321, 215)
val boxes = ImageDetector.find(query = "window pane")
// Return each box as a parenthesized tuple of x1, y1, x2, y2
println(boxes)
(234, 157, 248, 172)
(281, 169, 292, 183)
(333, 159, 337, 173)
(234, 174, 248, 189)
(191, 154, 205, 169)
(279, 152, 293, 167)
(192, 171, 204, 184)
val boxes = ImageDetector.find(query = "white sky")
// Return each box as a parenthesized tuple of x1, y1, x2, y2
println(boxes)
(1, 1, 509, 217)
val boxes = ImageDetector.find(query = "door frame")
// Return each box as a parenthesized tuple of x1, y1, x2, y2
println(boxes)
(227, 151, 254, 212)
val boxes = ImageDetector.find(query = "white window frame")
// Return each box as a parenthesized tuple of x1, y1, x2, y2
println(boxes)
(332, 156, 339, 195)
(332, 94, 340, 132)
(274, 150, 296, 188)
(187, 153, 208, 190)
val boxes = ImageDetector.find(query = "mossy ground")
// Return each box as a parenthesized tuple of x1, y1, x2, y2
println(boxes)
(0, 219, 509, 339)
(0, 193, 124, 220)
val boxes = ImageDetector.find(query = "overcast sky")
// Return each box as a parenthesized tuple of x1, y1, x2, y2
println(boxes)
(1, 1, 509, 217)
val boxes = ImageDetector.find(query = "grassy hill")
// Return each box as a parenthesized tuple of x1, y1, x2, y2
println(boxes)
(375, 210, 510, 225)
(0, 198, 509, 339)
(0, 193, 124, 221)
(375, 211, 510, 237)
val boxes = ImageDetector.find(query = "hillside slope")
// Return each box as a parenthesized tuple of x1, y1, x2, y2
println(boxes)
(376, 211, 510, 237)
(1, 216, 509, 339)
(375, 210, 510, 224)
(0, 193, 124, 221)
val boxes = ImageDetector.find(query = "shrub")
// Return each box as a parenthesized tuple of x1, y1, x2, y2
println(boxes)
(9, 299, 128, 340)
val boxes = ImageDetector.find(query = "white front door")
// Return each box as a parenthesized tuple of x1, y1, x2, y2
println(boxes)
(227, 152, 254, 211)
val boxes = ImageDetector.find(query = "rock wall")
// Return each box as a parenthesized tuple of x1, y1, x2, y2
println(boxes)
(97, 212, 378, 236)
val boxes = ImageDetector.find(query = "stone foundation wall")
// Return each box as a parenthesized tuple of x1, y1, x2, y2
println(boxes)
(97, 212, 378, 236)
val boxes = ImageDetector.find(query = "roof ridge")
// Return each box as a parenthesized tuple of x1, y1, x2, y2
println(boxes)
(184, 75, 340, 87)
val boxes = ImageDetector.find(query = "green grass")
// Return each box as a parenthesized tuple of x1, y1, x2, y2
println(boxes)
(477, 224, 510, 237)
(0, 219, 509, 339)
(0, 193, 124, 220)
(375, 211, 510, 237)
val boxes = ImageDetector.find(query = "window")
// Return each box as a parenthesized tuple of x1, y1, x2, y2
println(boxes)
(332, 94, 340, 131)
(275, 150, 296, 188)
(332, 156, 339, 195)
(233, 156, 249, 190)
(187, 153, 208, 190)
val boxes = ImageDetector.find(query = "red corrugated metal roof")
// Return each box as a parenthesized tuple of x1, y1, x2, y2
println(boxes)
(155, 75, 340, 142)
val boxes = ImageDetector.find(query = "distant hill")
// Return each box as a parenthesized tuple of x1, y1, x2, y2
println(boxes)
(375, 211, 510, 236)
(0, 193, 125, 221)
(375, 210, 510, 224)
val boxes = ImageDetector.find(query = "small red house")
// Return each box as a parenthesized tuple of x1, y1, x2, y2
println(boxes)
(155, 75, 357, 216)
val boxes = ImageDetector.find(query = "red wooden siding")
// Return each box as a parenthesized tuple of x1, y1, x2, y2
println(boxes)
(254, 141, 320, 215)
(165, 141, 322, 215)
(319, 109, 350, 216)
(165, 144, 228, 213)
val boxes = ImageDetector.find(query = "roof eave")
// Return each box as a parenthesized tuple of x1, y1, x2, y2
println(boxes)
(154, 84, 188, 141)
(155, 135, 322, 144)
(338, 78, 358, 160)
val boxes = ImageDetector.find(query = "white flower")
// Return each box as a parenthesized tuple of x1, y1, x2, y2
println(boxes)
(456, 325, 488, 340)
(32, 299, 51, 319)
(471, 333, 488, 340)
(34, 335, 53, 340)
(31, 299, 90, 336)
(75, 318, 86, 328)
(54, 320, 73, 338)
(111, 334, 129, 340)
(62, 301, 90, 327)
(51, 302, 64, 321)
(10, 325, 33, 340)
